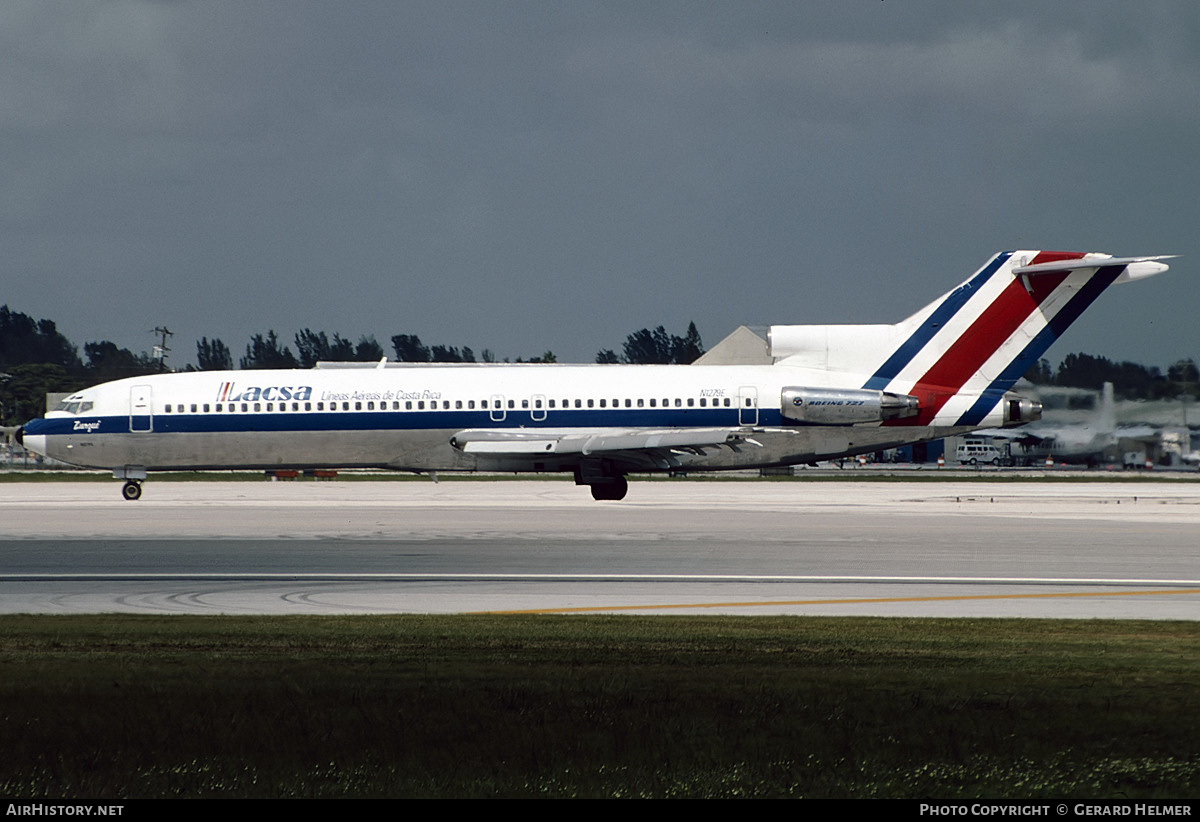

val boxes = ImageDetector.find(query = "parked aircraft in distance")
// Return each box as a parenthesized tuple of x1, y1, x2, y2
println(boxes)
(976, 382, 1136, 466)
(18, 251, 1172, 500)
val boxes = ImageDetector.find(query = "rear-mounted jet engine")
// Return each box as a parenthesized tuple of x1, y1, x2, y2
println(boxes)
(781, 387, 920, 425)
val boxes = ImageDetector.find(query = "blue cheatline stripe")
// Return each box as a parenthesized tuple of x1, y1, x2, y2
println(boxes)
(954, 265, 1125, 426)
(27, 407, 789, 437)
(862, 251, 1013, 391)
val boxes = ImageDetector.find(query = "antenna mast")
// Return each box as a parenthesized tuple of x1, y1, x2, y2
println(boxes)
(152, 326, 173, 372)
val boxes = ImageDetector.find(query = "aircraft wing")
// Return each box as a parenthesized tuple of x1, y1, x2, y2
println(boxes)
(450, 427, 754, 458)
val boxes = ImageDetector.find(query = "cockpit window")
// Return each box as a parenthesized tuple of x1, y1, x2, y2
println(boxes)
(53, 398, 93, 414)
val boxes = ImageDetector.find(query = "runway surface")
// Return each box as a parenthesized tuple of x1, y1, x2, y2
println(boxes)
(1, 477, 1198, 618)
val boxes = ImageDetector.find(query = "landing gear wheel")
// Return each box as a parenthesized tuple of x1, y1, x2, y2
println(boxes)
(121, 480, 142, 501)
(589, 476, 628, 501)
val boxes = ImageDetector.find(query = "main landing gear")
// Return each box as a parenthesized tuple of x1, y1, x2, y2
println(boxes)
(575, 459, 629, 501)
(121, 480, 143, 501)
(589, 475, 628, 501)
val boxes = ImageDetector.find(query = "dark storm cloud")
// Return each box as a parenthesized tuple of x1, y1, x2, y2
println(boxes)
(2, 1, 1196, 368)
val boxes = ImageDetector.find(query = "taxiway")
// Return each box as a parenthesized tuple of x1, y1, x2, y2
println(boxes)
(1, 478, 1197, 618)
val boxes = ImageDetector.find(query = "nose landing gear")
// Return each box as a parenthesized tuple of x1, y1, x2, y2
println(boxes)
(114, 468, 148, 501)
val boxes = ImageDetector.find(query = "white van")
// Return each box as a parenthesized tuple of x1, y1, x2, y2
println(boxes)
(955, 437, 1007, 466)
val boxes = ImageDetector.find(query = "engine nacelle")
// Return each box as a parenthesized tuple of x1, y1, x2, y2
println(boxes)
(1001, 393, 1042, 426)
(781, 387, 920, 425)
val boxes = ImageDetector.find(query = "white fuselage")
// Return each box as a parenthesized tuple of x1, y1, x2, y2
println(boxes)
(22, 362, 982, 475)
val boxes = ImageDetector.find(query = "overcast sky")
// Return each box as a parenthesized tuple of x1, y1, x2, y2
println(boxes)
(3, 1, 1196, 369)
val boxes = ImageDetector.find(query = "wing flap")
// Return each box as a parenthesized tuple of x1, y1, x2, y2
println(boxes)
(451, 427, 745, 456)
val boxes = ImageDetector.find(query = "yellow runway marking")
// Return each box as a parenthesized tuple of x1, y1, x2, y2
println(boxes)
(477, 588, 1199, 615)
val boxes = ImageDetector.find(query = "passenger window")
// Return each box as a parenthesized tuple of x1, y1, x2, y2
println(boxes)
(687, 398, 694, 407)
(456, 400, 463, 409)
(254, 403, 261, 412)
(267, 403, 274, 412)
(367, 401, 375, 410)
(599, 399, 606, 408)
(164, 405, 172, 413)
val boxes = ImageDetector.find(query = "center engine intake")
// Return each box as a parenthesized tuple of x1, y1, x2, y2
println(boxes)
(1001, 393, 1042, 426)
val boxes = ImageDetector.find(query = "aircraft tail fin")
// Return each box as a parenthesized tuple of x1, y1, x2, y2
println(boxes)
(1096, 381, 1117, 435)
(770, 251, 1172, 426)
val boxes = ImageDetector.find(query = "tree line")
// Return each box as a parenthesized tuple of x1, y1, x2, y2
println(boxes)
(0, 306, 162, 425)
(198, 322, 706, 370)
(1023, 354, 1200, 401)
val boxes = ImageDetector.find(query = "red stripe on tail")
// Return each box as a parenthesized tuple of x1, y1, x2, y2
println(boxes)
(896, 253, 1083, 425)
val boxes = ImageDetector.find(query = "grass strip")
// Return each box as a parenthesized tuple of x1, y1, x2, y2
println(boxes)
(0, 614, 1197, 798)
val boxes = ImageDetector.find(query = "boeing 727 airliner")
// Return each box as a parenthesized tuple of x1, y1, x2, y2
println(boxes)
(18, 251, 1172, 500)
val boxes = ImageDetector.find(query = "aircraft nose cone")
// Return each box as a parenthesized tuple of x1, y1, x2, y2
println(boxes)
(16, 426, 46, 458)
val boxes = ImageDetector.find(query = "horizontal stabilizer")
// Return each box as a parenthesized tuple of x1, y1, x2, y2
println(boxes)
(1014, 254, 1175, 281)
